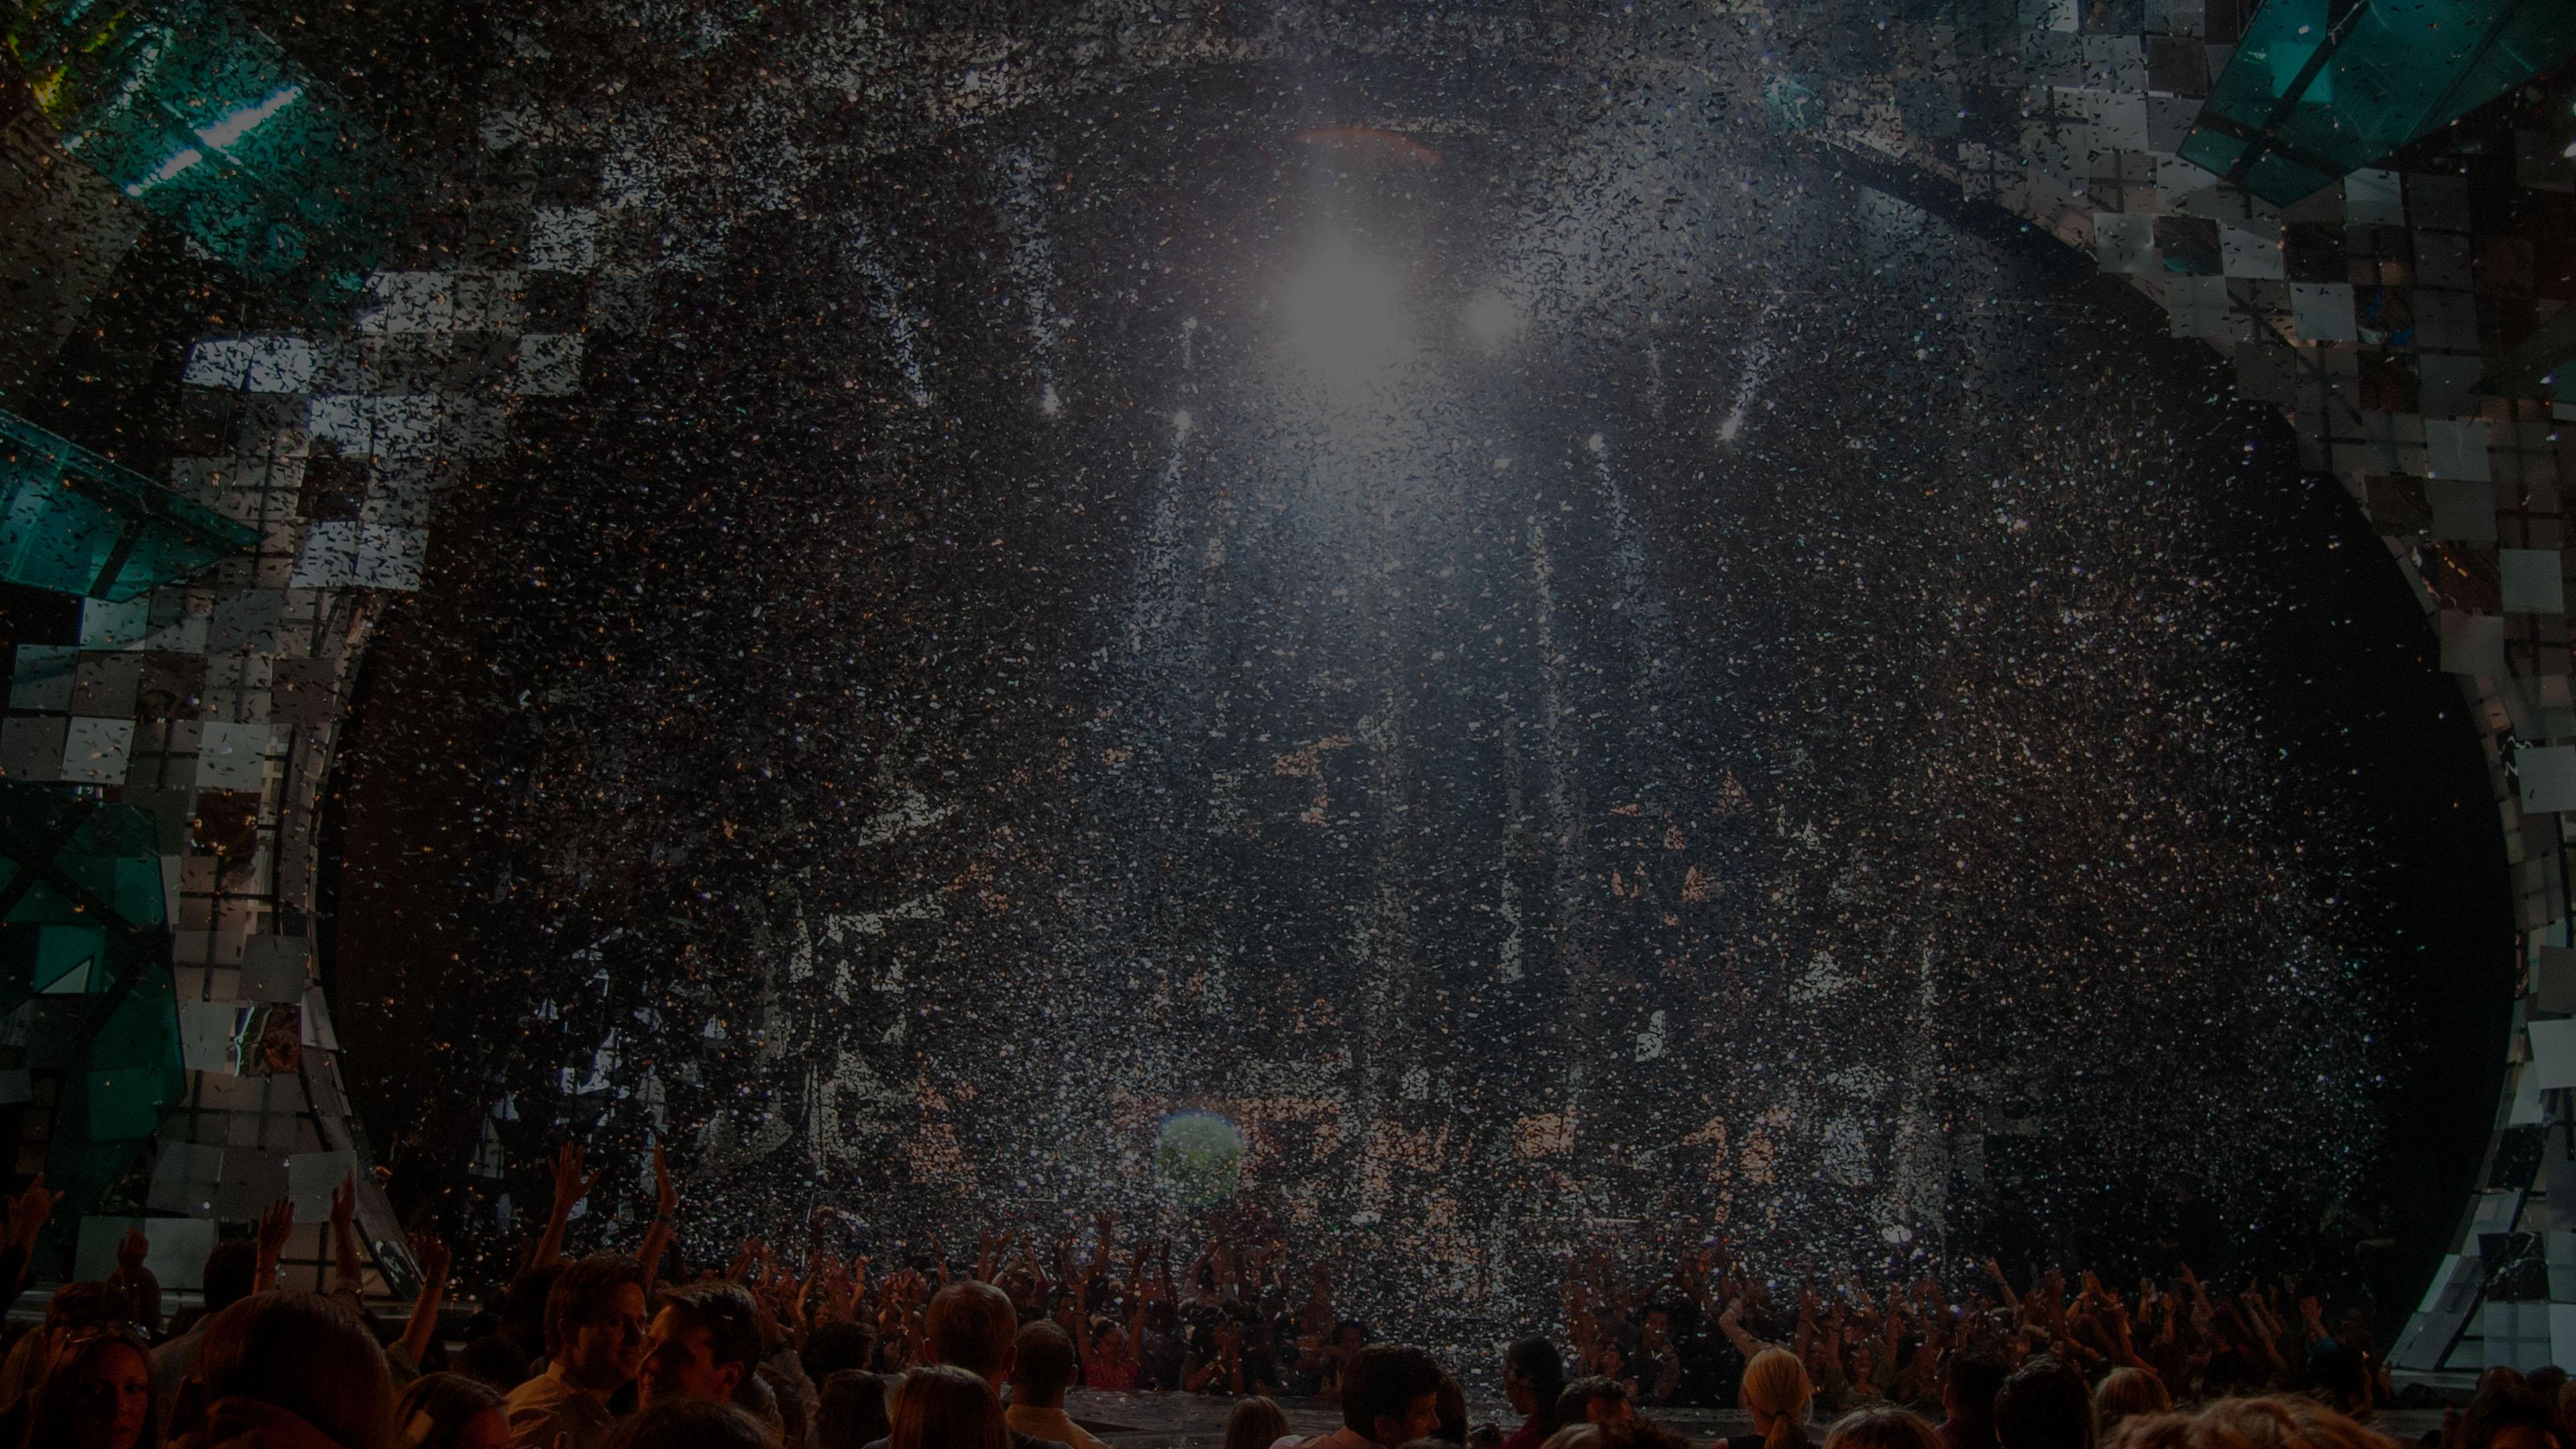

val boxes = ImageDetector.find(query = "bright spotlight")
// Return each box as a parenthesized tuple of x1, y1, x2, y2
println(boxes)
(1281, 243, 1412, 380)
(1462, 288, 1521, 350)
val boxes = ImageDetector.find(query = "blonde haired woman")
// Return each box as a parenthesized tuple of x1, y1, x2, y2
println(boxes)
(1721, 1349, 1817, 1449)
(2090, 1369, 2171, 1442)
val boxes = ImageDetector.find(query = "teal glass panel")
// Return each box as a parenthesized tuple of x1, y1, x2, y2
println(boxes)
(4, 0, 407, 305)
(0, 786, 182, 1255)
(0, 411, 256, 601)
(2180, 0, 2576, 205)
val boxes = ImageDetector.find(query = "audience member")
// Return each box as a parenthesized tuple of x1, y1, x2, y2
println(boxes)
(22, 1324, 159, 1449)
(152, 1242, 261, 1417)
(502, 1255, 647, 1449)
(1557, 1380, 1633, 1430)
(915, 1282, 1069, 1449)
(2089, 1370, 2168, 1443)
(1939, 1352, 2008, 1449)
(1730, 1348, 1815, 1449)
(167, 1292, 392, 1449)
(1005, 1323, 1108, 1449)
(1323, 1346, 1443, 1449)
(2102, 1397, 2396, 1449)
(2449, 1385, 2565, 1449)
(600, 1399, 773, 1449)
(392, 1375, 507, 1449)
(1499, 1338, 1568, 1449)
(888, 1365, 1010, 1449)
(1826, 1409, 1946, 1449)
(1222, 1397, 1289, 1449)
(1994, 1357, 2092, 1449)
(817, 1371, 892, 1449)
(637, 1281, 761, 1407)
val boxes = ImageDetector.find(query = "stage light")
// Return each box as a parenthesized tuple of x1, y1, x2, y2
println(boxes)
(1281, 241, 1413, 382)
(1462, 287, 1521, 350)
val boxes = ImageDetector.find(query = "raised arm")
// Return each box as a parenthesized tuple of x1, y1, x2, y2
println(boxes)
(398, 1230, 454, 1368)
(634, 1146, 680, 1286)
(254, 1197, 294, 1292)
(532, 1142, 600, 1269)
(328, 1174, 365, 1301)
(111, 1226, 162, 1336)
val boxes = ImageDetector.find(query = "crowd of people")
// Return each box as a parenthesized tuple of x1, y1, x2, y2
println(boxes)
(0, 1140, 2555, 1449)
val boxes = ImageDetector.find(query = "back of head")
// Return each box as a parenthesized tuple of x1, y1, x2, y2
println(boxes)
(805, 1322, 879, 1382)
(1743, 1348, 1817, 1449)
(926, 1282, 1019, 1381)
(1508, 1337, 1570, 1430)
(547, 1254, 647, 1360)
(2459, 1385, 2565, 1449)
(1947, 1350, 2010, 1428)
(1539, 1430, 1601, 1449)
(46, 1281, 128, 1331)
(657, 1280, 765, 1379)
(2092, 1368, 2172, 1438)
(1012, 1321, 1078, 1402)
(2102, 1397, 2398, 1449)
(1823, 1410, 1945, 1449)
(201, 1241, 259, 1315)
(192, 1292, 394, 1449)
(1594, 1419, 1697, 1449)
(1995, 1356, 2094, 1449)
(890, 1364, 1008, 1449)
(456, 1335, 531, 1389)
(1227, 1397, 1292, 1449)
(500, 1263, 566, 1356)
(1345, 1346, 1445, 1437)
(394, 1373, 506, 1449)
(818, 1371, 892, 1449)
(1558, 1378, 1633, 1429)
(603, 1398, 775, 1449)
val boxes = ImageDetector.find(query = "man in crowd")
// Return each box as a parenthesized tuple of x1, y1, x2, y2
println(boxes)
(1005, 1322, 1112, 1449)
(1939, 1350, 2010, 1449)
(639, 1280, 763, 1407)
(505, 1253, 650, 1449)
(1303, 1344, 1443, 1449)
(921, 1281, 1073, 1449)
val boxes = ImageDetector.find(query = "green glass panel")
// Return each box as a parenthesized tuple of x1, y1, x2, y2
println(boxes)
(28, 924, 103, 993)
(2180, 0, 2576, 205)
(0, 786, 184, 1262)
(4, 0, 407, 304)
(0, 411, 256, 601)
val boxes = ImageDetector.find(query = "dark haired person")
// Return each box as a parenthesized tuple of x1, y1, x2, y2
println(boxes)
(151, 1240, 261, 1417)
(602, 1399, 772, 1449)
(1992, 1357, 2091, 1449)
(504, 1255, 649, 1449)
(639, 1281, 764, 1409)
(1006, 1323, 1108, 1449)
(168, 1292, 394, 1449)
(1496, 1338, 1568, 1449)
(1937, 1350, 2009, 1449)
(1305, 1346, 1443, 1449)
(1558, 1380, 1635, 1430)
(392, 1375, 508, 1449)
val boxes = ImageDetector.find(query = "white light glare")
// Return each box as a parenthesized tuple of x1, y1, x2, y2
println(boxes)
(1282, 244, 1411, 379)
(1462, 288, 1522, 351)
(1173, 409, 1193, 437)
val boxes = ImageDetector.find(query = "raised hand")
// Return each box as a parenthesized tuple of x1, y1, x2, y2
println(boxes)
(331, 1173, 357, 1230)
(254, 1197, 294, 1289)
(7, 1175, 60, 1254)
(551, 1144, 600, 1215)
(412, 1230, 454, 1287)
(114, 1226, 150, 1276)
